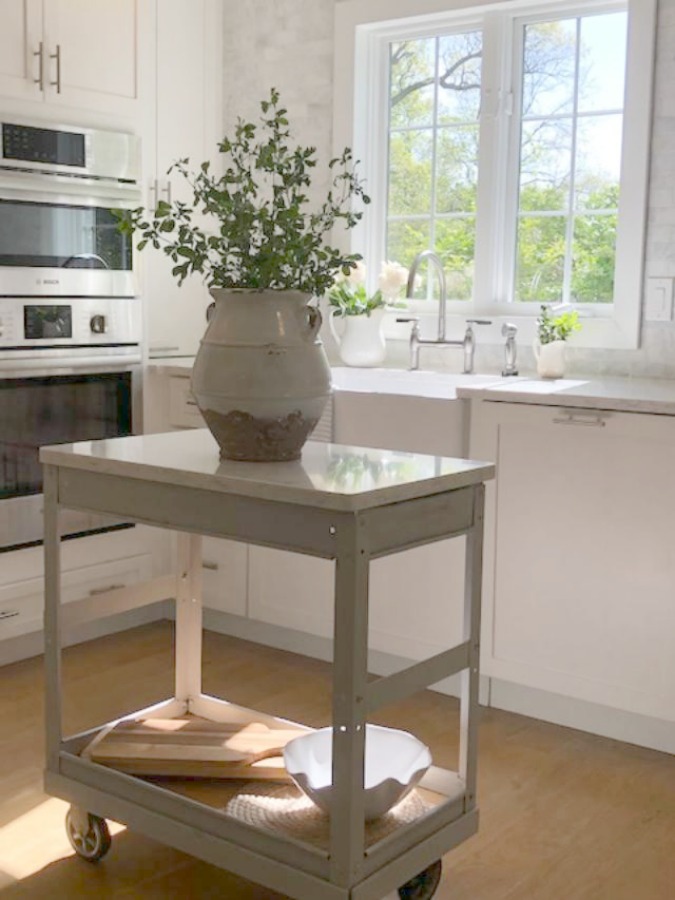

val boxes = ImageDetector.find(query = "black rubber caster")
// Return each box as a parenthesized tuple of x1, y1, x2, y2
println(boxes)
(398, 859, 442, 899)
(65, 808, 112, 862)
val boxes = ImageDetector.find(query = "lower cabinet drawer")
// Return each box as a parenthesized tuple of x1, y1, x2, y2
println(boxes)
(0, 553, 152, 641)
(168, 376, 204, 429)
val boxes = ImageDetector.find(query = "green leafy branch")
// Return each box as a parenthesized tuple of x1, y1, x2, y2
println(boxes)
(113, 88, 370, 295)
(537, 304, 581, 344)
(327, 282, 386, 317)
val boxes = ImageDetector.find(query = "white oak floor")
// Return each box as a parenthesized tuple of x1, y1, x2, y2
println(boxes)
(0, 621, 673, 899)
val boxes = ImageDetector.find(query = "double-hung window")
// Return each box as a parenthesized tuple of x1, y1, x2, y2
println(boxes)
(334, 0, 656, 348)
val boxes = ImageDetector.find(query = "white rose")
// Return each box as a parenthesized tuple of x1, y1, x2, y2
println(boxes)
(378, 261, 408, 298)
(345, 260, 367, 286)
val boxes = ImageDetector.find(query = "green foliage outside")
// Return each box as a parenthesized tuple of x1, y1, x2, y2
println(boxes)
(386, 18, 622, 305)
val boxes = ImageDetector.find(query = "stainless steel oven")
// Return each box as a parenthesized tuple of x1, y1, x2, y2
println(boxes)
(0, 296, 142, 552)
(0, 118, 141, 298)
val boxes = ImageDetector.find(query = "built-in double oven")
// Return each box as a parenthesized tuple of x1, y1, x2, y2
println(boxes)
(0, 119, 143, 552)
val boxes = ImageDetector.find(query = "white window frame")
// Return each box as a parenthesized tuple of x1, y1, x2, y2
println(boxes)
(333, 0, 656, 349)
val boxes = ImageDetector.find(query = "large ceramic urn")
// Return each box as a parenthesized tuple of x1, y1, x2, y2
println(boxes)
(191, 289, 331, 462)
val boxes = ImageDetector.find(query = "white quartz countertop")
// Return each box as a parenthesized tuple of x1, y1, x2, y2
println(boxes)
(454, 375, 675, 415)
(40, 430, 494, 511)
(147, 356, 195, 376)
(148, 360, 511, 400)
(147, 358, 675, 414)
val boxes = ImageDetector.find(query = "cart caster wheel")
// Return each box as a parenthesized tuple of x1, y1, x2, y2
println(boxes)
(398, 859, 442, 900)
(65, 808, 112, 862)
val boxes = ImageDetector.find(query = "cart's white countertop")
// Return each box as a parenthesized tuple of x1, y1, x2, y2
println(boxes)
(39, 429, 494, 511)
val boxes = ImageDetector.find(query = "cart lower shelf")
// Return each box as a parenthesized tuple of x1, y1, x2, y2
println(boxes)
(64, 800, 444, 900)
(48, 696, 474, 900)
(147, 776, 444, 852)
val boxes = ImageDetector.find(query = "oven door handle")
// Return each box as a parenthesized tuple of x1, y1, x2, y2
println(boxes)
(0, 175, 142, 206)
(0, 351, 143, 373)
(61, 253, 110, 270)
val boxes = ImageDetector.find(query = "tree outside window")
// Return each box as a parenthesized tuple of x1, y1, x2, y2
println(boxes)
(384, 10, 628, 306)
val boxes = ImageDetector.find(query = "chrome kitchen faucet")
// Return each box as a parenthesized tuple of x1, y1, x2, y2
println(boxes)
(397, 250, 491, 372)
(501, 322, 519, 376)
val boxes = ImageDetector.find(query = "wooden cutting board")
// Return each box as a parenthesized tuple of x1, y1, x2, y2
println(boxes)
(81, 716, 309, 781)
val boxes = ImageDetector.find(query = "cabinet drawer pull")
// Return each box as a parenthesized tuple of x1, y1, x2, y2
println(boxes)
(89, 583, 125, 596)
(49, 44, 61, 93)
(148, 178, 159, 211)
(0, 610, 19, 620)
(186, 399, 198, 407)
(552, 411, 608, 427)
(33, 42, 44, 90)
(151, 346, 180, 353)
(202, 561, 219, 571)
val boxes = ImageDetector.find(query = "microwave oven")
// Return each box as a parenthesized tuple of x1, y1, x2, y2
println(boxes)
(0, 119, 142, 299)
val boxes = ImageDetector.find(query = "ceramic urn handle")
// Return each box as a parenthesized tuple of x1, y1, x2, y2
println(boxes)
(306, 304, 322, 339)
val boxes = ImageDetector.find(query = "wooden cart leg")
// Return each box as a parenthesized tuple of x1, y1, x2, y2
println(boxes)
(330, 514, 370, 888)
(43, 464, 63, 774)
(175, 532, 203, 706)
(459, 485, 485, 811)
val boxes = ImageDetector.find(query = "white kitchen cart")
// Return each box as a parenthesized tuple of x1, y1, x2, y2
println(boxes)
(40, 430, 494, 900)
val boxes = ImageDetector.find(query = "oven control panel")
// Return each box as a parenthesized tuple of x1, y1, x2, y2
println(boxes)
(25, 305, 73, 340)
(0, 298, 141, 348)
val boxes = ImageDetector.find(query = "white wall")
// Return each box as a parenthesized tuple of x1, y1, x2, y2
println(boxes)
(221, 0, 675, 378)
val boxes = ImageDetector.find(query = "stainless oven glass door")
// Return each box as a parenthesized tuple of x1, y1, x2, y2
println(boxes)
(0, 175, 139, 298)
(0, 370, 135, 551)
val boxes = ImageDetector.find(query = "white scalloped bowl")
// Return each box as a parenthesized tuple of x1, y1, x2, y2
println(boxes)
(283, 724, 432, 821)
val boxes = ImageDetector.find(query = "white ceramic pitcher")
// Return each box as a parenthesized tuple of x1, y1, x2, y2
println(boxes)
(533, 338, 566, 379)
(329, 308, 386, 367)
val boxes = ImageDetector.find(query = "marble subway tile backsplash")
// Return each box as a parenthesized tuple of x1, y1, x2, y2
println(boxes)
(221, 0, 335, 211)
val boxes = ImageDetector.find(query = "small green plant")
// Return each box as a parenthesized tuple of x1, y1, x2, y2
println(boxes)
(537, 304, 581, 344)
(327, 260, 408, 317)
(113, 88, 369, 295)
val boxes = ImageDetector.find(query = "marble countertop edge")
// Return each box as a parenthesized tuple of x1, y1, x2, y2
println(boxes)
(39, 432, 495, 512)
(146, 359, 675, 415)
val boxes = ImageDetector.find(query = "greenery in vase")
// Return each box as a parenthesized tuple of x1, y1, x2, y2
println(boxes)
(536, 304, 581, 344)
(327, 260, 409, 317)
(113, 88, 369, 295)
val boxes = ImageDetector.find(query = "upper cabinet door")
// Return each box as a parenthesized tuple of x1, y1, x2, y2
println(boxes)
(0, 0, 42, 101)
(145, 0, 222, 358)
(41, 0, 142, 116)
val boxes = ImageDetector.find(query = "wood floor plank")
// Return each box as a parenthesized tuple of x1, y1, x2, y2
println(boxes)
(0, 621, 672, 899)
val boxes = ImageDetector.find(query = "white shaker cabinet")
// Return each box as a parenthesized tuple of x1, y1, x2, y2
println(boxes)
(0, 0, 148, 117)
(142, 0, 222, 359)
(0, 0, 41, 102)
(469, 400, 675, 724)
(0, 524, 170, 662)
